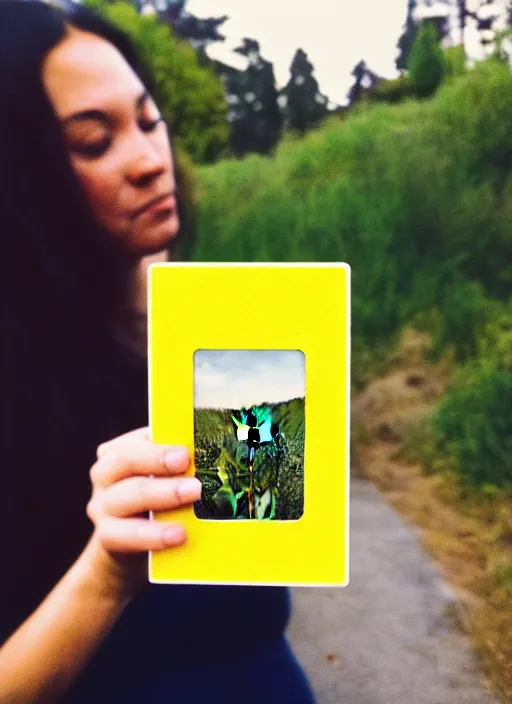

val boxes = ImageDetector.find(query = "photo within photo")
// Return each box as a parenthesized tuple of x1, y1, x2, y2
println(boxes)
(193, 350, 305, 521)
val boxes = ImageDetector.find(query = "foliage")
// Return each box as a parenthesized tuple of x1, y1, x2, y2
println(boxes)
(218, 39, 283, 157)
(490, 28, 512, 65)
(193, 59, 512, 359)
(82, 0, 229, 163)
(370, 75, 412, 103)
(407, 21, 446, 98)
(192, 58, 512, 492)
(281, 49, 329, 134)
(443, 44, 467, 78)
(414, 280, 495, 364)
(431, 369, 512, 489)
(396, 0, 418, 72)
(193, 399, 305, 520)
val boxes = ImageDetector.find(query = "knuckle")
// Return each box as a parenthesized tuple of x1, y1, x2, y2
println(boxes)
(89, 461, 101, 485)
(87, 493, 103, 521)
(90, 451, 119, 483)
(105, 449, 123, 468)
(133, 477, 152, 505)
(86, 498, 96, 522)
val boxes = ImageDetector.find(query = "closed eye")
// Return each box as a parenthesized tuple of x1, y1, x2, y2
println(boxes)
(71, 139, 110, 158)
(69, 118, 164, 158)
(139, 117, 164, 133)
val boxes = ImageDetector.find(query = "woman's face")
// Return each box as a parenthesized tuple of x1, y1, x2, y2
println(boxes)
(42, 27, 179, 256)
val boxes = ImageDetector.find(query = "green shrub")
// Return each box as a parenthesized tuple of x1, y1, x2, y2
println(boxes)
(443, 45, 467, 79)
(193, 58, 512, 357)
(83, 0, 229, 163)
(407, 21, 446, 98)
(432, 369, 512, 489)
(371, 76, 413, 104)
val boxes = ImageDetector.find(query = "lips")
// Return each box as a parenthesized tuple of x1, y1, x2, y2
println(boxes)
(133, 192, 176, 218)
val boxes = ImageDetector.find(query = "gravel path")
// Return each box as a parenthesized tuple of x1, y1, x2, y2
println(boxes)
(286, 478, 501, 704)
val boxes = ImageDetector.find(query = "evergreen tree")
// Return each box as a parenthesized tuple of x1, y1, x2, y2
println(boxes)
(397, 0, 417, 72)
(456, 0, 470, 44)
(347, 60, 367, 104)
(228, 39, 283, 156)
(158, 1, 228, 46)
(281, 49, 328, 134)
(407, 20, 446, 98)
(346, 60, 382, 105)
(397, 0, 454, 71)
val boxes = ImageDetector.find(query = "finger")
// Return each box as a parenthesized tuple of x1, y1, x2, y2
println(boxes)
(102, 476, 202, 518)
(97, 517, 187, 553)
(91, 443, 190, 489)
(97, 427, 150, 459)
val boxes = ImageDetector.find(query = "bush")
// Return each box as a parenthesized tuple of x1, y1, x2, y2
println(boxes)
(371, 76, 413, 103)
(418, 280, 495, 363)
(407, 21, 446, 98)
(83, 0, 229, 163)
(432, 369, 512, 489)
(443, 45, 467, 79)
(193, 59, 512, 354)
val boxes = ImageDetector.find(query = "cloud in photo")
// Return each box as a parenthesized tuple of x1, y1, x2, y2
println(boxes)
(194, 349, 305, 409)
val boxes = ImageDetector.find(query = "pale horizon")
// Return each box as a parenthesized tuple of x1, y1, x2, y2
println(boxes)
(194, 349, 305, 409)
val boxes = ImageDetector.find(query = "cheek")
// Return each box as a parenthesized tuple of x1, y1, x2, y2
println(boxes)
(71, 161, 120, 220)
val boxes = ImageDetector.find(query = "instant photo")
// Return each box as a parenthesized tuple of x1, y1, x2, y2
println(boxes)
(148, 262, 350, 586)
(193, 350, 305, 521)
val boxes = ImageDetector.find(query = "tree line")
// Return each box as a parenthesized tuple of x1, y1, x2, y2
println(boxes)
(85, 0, 512, 164)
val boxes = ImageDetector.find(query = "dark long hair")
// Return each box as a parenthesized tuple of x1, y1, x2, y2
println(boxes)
(0, 0, 185, 632)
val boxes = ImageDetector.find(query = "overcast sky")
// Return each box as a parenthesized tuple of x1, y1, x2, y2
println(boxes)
(194, 350, 305, 409)
(187, 0, 409, 106)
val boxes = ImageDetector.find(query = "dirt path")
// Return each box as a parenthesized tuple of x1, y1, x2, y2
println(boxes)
(285, 329, 509, 703)
(287, 477, 499, 704)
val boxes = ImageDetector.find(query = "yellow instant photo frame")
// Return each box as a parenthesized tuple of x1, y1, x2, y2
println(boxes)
(148, 263, 350, 586)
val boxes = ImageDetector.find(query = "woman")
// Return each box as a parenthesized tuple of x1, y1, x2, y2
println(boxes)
(0, 1, 316, 702)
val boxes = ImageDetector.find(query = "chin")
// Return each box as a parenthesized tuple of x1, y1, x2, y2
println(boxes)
(127, 216, 180, 257)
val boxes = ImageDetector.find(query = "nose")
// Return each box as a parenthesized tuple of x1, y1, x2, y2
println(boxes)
(125, 132, 169, 187)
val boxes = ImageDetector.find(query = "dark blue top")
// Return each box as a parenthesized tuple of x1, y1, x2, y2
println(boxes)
(1, 341, 315, 702)
(1, 584, 315, 703)
(63, 584, 314, 703)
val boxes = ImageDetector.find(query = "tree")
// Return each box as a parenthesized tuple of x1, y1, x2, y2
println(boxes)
(157, 1, 228, 47)
(281, 49, 328, 135)
(228, 39, 283, 156)
(397, 0, 452, 72)
(346, 60, 382, 106)
(83, 0, 229, 163)
(457, 1, 505, 56)
(407, 20, 446, 98)
(397, 0, 417, 72)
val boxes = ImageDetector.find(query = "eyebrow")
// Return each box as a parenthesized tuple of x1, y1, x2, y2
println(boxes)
(61, 90, 150, 125)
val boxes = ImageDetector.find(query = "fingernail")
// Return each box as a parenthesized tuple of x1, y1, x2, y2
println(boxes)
(163, 447, 188, 470)
(177, 478, 202, 502)
(163, 525, 186, 546)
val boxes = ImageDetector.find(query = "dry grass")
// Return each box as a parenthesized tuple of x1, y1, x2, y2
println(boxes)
(353, 327, 512, 703)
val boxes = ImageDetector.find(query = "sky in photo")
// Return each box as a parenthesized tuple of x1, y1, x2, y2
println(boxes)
(194, 349, 305, 409)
